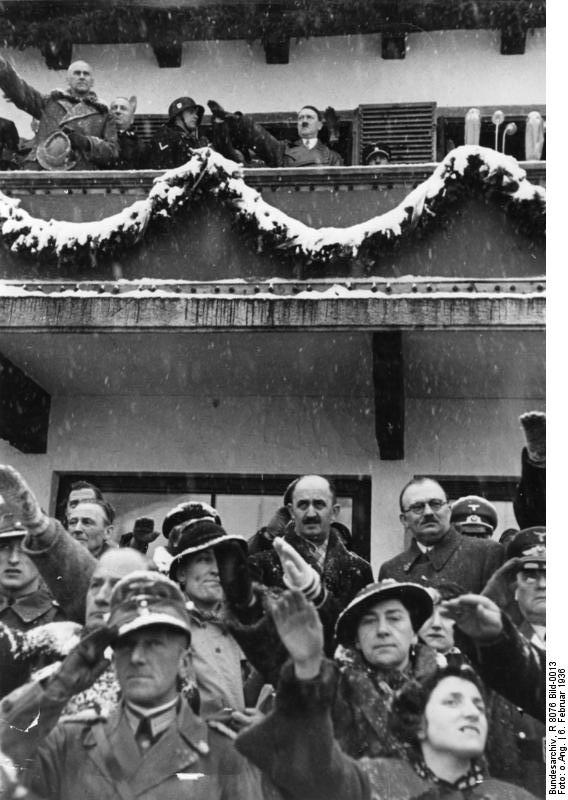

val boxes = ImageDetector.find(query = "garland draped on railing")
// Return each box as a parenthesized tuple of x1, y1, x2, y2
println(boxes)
(0, 145, 545, 269)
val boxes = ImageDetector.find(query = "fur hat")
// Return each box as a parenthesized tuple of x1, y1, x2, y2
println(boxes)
(335, 579, 433, 646)
(108, 570, 191, 640)
(36, 130, 77, 171)
(167, 519, 247, 578)
(162, 501, 220, 539)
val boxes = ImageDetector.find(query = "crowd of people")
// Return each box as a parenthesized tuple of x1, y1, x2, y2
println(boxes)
(0, 56, 389, 172)
(0, 411, 546, 798)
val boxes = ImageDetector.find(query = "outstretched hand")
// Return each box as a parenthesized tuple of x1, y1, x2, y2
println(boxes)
(520, 411, 546, 464)
(0, 465, 49, 534)
(273, 537, 322, 601)
(269, 590, 324, 679)
(442, 594, 503, 642)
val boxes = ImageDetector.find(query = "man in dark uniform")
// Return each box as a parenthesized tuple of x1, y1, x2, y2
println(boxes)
(0, 510, 65, 632)
(148, 96, 208, 169)
(450, 495, 498, 539)
(109, 95, 148, 169)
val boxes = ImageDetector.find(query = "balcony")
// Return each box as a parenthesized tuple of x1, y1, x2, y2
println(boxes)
(0, 159, 546, 285)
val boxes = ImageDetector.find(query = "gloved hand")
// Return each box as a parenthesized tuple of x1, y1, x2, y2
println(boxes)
(0, 466, 49, 534)
(63, 127, 90, 153)
(215, 540, 253, 608)
(323, 106, 340, 143)
(208, 100, 228, 121)
(273, 537, 324, 603)
(42, 623, 116, 705)
(520, 411, 545, 464)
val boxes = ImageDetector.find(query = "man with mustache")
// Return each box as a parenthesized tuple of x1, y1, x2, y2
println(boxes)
(379, 477, 504, 593)
(208, 101, 344, 167)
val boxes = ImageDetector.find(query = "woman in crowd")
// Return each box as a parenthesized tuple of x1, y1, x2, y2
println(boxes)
(237, 589, 539, 800)
(331, 579, 441, 758)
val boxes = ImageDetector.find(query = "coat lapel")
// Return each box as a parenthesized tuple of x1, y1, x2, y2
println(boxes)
(428, 528, 460, 571)
(82, 707, 141, 784)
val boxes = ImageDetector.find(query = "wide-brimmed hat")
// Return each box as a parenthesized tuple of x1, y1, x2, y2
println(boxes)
(506, 526, 546, 569)
(108, 570, 191, 640)
(450, 495, 498, 534)
(168, 96, 204, 123)
(162, 501, 221, 539)
(129, 517, 156, 539)
(168, 519, 247, 578)
(0, 510, 26, 540)
(36, 130, 77, 171)
(335, 579, 433, 646)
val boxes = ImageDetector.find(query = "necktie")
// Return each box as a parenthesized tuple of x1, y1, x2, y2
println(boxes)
(136, 716, 154, 751)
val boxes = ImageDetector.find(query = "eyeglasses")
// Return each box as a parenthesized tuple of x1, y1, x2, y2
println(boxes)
(403, 499, 448, 515)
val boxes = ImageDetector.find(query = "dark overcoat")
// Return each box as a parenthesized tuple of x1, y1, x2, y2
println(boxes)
(378, 527, 504, 594)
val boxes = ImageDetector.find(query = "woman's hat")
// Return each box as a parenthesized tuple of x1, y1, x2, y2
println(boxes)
(335, 579, 433, 646)
(167, 518, 247, 578)
(162, 501, 221, 539)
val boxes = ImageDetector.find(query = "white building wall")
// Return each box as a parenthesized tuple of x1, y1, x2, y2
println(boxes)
(0, 330, 545, 576)
(0, 29, 545, 136)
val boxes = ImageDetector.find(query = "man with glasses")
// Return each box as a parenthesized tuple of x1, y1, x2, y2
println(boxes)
(378, 477, 504, 593)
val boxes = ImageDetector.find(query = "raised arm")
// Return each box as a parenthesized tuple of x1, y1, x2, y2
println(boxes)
(236, 591, 370, 800)
(444, 593, 545, 722)
(0, 466, 97, 622)
(0, 57, 46, 119)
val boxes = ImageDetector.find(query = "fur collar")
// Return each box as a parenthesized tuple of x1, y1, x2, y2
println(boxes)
(49, 89, 109, 113)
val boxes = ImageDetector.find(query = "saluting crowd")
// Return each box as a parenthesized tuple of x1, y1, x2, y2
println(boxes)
(0, 56, 389, 172)
(0, 411, 546, 799)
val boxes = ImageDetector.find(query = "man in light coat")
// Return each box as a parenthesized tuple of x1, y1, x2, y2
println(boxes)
(0, 57, 118, 170)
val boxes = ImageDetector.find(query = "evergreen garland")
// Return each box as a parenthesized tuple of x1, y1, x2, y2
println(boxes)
(0, 145, 545, 269)
(0, 1, 546, 52)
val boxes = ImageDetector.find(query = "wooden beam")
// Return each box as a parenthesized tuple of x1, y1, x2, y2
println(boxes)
(151, 41, 183, 68)
(0, 293, 546, 332)
(40, 39, 73, 70)
(0, 353, 50, 453)
(500, 26, 527, 55)
(381, 32, 407, 60)
(263, 37, 290, 64)
(372, 331, 404, 460)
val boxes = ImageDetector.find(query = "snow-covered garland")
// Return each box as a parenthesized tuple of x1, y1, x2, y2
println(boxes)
(0, 145, 545, 269)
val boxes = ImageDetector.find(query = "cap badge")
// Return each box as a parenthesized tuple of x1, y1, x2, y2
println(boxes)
(467, 503, 480, 512)
(137, 598, 150, 614)
(523, 544, 546, 557)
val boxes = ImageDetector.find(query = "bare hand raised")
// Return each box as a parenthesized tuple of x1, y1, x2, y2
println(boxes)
(270, 590, 324, 679)
(442, 594, 503, 642)
(0, 465, 49, 534)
